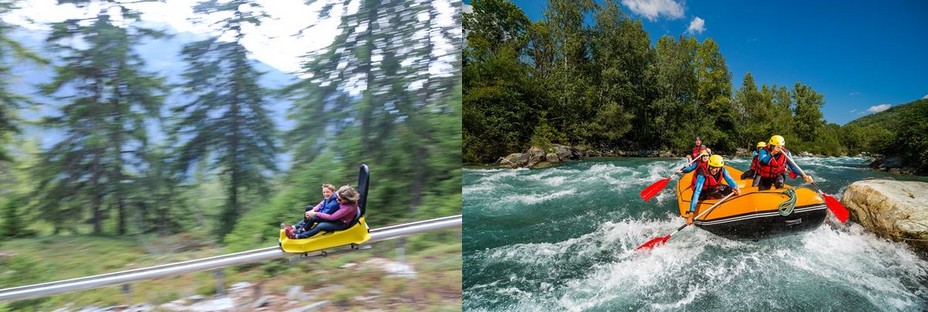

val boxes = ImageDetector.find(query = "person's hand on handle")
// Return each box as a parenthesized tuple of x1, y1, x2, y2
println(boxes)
(685, 211, 695, 225)
(305, 210, 315, 219)
(733, 188, 741, 196)
(803, 174, 813, 184)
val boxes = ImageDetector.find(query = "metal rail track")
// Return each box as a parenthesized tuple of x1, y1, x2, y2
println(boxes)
(0, 215, 462, 302)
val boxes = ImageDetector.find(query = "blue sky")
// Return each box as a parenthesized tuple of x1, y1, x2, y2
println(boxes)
(467, 0, 928, 125)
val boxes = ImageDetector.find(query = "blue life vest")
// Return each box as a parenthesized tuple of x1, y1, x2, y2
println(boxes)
(305, 193, 340, 214)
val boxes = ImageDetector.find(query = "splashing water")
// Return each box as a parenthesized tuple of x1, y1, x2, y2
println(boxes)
(463, 157, 928, 311)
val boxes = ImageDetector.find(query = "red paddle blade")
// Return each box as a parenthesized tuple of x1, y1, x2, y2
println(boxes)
(823, 193, 849, 223)
(640, 177, 671, 201)
(636, 235, 671, 250)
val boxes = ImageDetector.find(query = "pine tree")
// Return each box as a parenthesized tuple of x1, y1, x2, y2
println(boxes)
(0, 0, 45, 162)
(285, 0, 462, 224)
(37, 3, 166, 235)
(172, 0, 279, 240)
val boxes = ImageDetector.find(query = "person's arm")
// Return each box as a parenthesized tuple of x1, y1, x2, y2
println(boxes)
(689, 175, 705, 213)
(315, 203, 352, 221)
(783, 151, 813, 182)
(722, 168, 738, 188)
(681, 161, 698, 173)
(784, 151, 802, 177)
(722, 168, 741, 195)
(758, 148, 771, 164)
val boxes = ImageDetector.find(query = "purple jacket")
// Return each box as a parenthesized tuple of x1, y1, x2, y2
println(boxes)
(315, 202, 358, 225)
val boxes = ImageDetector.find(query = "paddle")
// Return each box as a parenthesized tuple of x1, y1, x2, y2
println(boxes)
(784, 153, 849, 223)
(640, 157, 700, 201)
(636, 192, 735, 250)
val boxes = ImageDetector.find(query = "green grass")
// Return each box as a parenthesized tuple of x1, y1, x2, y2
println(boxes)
(0, 231, 461, 311)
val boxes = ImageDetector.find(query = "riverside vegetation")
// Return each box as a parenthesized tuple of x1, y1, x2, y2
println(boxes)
(462, 0, 928, 174)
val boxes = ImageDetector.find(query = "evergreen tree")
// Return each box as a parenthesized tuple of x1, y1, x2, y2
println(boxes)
(37, 3, 166, 235)
(0, 0, 45, 162)
(172, 0, 279, 240)
(283, 0, 462, 225)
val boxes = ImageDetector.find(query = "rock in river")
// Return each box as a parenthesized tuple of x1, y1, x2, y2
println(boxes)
(841, 180, 928, 252)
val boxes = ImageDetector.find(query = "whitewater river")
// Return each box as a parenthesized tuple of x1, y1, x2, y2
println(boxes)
(463, 157, 928, 311)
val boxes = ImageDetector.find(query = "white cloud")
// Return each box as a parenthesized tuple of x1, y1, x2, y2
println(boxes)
(621, 0, 684, 21)
(867, 104, 892, 113)
(849, 91, 860, 96)
(923, 93, 928, 99)
(4, 0, 460, 84)
(686, 17, 705, 34)
(2, 0, 342, 75)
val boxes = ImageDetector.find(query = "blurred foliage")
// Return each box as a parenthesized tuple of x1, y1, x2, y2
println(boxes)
(171, 0, 279, 241)
(0, 0, 461, 309)
(33, 1, 168, 236)
(227, 0, 465, 245)
(0, 0, 462, 242)
(0, 0, 46, 163)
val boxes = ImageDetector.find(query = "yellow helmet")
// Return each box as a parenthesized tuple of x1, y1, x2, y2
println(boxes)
(769, 135, 785, 147)
(756, 141, 767, 148)
(699, 150, 710, 157)
(708, 155, 724, 167)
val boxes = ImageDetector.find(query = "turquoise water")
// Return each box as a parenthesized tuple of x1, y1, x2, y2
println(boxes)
(463, 157, 928, 311)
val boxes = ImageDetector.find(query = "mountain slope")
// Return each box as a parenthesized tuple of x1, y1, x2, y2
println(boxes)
(7, 26, 300, 152)
(846, 98, 928, 131)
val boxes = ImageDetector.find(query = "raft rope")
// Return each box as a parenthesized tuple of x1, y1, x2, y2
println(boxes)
(778, 188, 797, 216)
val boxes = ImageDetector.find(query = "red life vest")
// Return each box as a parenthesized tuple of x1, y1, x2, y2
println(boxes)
(696, 166, 723, 191)
(691, 145, 706, 159)
(689, 161, 709, 187)
(749, 155, 760, 171)
(759, 148, 788, 178)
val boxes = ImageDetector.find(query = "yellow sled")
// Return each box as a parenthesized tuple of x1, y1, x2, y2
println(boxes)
(279, 164, 372, 253)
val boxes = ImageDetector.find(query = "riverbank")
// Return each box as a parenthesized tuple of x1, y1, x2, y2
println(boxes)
(486, 144, 862, 169)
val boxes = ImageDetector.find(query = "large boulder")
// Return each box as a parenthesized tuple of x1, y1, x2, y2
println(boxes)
(552, 144, 574, 160)
(841, 180, 928, 251)
(500, 153, 529, 168)
(526, 146, 545, 167)
(546, 153, 560, 163)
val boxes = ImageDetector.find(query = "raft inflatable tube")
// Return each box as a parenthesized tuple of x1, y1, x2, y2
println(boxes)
(676, 165, 827, 240)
